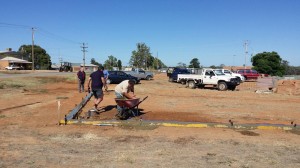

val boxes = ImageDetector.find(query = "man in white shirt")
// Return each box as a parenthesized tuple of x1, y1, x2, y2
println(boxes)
(114, 80, 136, 99)
(114, 80, 136, 114)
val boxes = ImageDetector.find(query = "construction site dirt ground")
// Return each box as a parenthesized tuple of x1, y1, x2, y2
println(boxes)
(0, 72, 300, 167)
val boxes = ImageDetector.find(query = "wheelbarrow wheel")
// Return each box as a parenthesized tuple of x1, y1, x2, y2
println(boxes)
(116, 109, 130, 120)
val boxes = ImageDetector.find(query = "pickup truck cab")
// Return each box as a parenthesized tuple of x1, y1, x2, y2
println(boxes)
(124, 68, 154, 80)
(214, 69, 245, 83)
(168, 68, 190, 82)
(236, 69, 259, 80)
(177, 68, 240, 91)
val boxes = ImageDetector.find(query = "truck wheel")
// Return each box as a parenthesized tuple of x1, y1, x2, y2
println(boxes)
(106, 79, 111, 84)
(188, 81, 196, 89)
(168, 77, 173, 82)
(145, 76, 151, 80)
(218, 82, 227, 91)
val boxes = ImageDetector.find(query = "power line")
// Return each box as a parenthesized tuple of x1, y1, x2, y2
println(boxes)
(37, 28, 81, 45)
(0, 22, 81, 45)
(0, 22, 32, 29)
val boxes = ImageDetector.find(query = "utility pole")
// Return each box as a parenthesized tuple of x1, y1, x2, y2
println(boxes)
(81, 43, 88, 69)
(31, 27, 35, 70)
(243, 40, 248, 69)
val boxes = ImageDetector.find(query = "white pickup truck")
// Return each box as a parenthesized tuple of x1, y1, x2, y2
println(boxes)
(214, 69, 245, 83)
(177, 68, 240, 91)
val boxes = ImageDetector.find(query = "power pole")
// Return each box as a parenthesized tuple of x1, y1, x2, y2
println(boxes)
(243, 40, 248, 69)
(81, 43, 88, 69)
(31, 27, 35, 70)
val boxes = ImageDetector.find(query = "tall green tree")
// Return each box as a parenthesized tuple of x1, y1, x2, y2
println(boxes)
(188, 58, 200, 68)
(104, 55, 118, 70)
(129, 43, 152, 69)
(18, 45, 51, 70)
(90, 58, 101, 66)
(117, 60, 122, 70)
(252, 51, 285, 76)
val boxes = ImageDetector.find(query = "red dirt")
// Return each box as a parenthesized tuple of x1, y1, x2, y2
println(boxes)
(0, 73, 300, 167)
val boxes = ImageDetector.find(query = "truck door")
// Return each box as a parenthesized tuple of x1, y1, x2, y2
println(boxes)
(203, 70, 218, 84)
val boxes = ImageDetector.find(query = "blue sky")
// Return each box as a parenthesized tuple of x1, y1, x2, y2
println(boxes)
(1, 0, 300, 67)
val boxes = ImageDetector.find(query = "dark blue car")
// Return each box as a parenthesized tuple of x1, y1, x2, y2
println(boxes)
(107, 71, 140, 84)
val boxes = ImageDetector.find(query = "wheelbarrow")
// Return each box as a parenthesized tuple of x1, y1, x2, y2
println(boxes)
(115, 96, 148, 120)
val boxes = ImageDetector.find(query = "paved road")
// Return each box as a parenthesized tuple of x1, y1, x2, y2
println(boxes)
(0, 71, 76, 79)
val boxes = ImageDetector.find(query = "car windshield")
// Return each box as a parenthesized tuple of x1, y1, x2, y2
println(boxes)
(214, 70, 225, 76)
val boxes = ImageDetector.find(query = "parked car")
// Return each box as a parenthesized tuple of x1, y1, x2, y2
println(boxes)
(168, 68, 190, 82)
(124, 68, 154, 80)
(107, 71, 140, 84)
(5, 65, 20, 70)
(236, 69, 260, 80)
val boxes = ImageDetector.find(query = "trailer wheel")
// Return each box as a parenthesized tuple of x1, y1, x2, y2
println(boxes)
(218, 82, 227, 91)
(188, 81, 196, 89)
(180, 80, 186, 85)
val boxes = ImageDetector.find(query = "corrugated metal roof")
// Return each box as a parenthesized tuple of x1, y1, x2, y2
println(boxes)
(0, 56, 31, 63)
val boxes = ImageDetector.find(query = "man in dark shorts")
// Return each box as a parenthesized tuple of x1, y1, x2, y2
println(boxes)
(87, 66, 106, 111)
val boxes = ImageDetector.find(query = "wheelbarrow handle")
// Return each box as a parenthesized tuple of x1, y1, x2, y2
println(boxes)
(141, 96, 148, 102)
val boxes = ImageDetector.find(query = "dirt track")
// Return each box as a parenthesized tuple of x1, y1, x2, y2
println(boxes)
(0, 73, 300, 167)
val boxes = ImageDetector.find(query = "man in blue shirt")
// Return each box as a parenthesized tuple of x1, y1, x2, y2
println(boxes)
(88, 66, 106, 111)
(102, 66, 109, 92)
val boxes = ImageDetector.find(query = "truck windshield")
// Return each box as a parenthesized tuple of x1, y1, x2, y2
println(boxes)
(214, 70, 225, 76)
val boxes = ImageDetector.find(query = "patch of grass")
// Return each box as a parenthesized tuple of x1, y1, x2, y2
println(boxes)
(0, 71, 31, 74)
(56, 96, 69, 100)
(35, 77, 69, 84)
(119, 121, 158, 130)
(0, 115, 6, 118)
(288, 130, 300, 135)
(0, 81, 25, 89)
(238, 130, 260, 136)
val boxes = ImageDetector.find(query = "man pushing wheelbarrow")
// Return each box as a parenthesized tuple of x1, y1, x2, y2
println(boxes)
(114, 79, 147, 120)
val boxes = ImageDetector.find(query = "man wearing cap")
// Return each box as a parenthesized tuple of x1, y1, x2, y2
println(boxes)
(88, 65, 106, 111)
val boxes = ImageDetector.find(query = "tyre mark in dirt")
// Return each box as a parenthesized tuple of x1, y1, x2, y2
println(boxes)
(0, 102, 41, 113)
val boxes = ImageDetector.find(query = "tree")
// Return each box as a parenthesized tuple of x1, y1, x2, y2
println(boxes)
(18, 45, 51, 70)
(177, 62, 187, 68)
(129, 43, 152, 69)
(209, 65, 217, 69)
(188, 58, 200, 68)
(104, 55, 118, 70)
(90, 58, 101, 66)
(252, 51, 285, 76)
(117, 60, 122, 70)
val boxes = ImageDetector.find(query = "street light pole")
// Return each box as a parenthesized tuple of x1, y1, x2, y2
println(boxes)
(31, 27, 35, 70)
